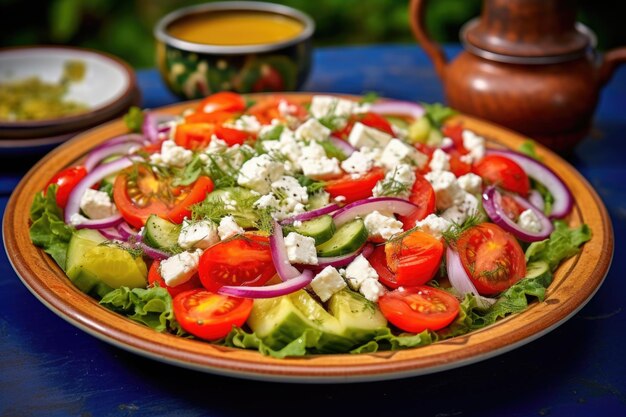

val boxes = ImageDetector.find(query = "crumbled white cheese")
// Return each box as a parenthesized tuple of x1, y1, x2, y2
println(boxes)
(380, 138, 428, 170)
(160, 140, 193, 167)
(178, 220, 219, 249)
(224, 115, 262, 134)
(341, 150, 375, 176)
(344, 254, 379, 290)
(159, 249, 203, 287)
(310, 266, 347, 302)
(218, 216, 244, 240)
(271, 175, 309, 205)
(429, 148, 451, 172)
(518, 208, 543, 233)
(441, 192, 480, 225)
(457, 173, 483, 195)
(79, 188, 117, 219)
(294, 118, 331, 142)
(237, 154, 285, 194)
(348, 122, 393, 150)
(425, 170, 465, 211)
(309, 95, 357, 119)
(372, 163, 416, 199)
(284, 232, 318, 265)
(461, 129, 486, 163)
(414, 214, 452, 238)
(359, 278, 386, 302)
(299, 156, 342, 180)
(363, 210, 404, 240)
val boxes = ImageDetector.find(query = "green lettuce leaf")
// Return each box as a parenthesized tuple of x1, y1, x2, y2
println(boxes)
(100, 286, 186, 336)
(29, 185, 73, 270)
(525, 221, 592, 271)
(350, 327, 434, 353)
(225, 327, 324, 358)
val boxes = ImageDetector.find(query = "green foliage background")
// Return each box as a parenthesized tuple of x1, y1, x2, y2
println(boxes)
(1, 0, 623, 69)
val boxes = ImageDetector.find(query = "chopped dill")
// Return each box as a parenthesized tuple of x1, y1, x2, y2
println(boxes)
(374, 168, 411, 197)
(258, 124, 284, 142)
(296, 174, 326, 194)
(441, 213, 483, 245)
(318, 138, 347, 161)
(99, 241, 144, 259)
(172, 154, 203, 186)
(204, 153, 239, 189)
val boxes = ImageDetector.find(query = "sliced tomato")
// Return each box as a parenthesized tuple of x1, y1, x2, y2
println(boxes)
(173, 289, 253, 340)
(247, 97, 308, 124)
(378, 286, 460, 333)
(473, 154, 530, 196)
(113, 168, 213, 228)
(500, 194, 525, 220)
(333, 112, 395, 139)
(185, 110, 235, 125)
(324, 167, 385, 204)
(44, 165, 87, 208)
(214, 125, 253, 146)
(456, 223, 527, 295)
(174, 123, 215, 150)
(384, 230, 444, 286)
(448, 149, 472, 177)
(198, 233, 276, 292)
(397, 173, 436, 229)
(368, 245, 399, 289)
(441, 123, 467, 153)
(166, 176, 214, 223)
(148, 260, 202, 298)
(197, 92, 246, 114)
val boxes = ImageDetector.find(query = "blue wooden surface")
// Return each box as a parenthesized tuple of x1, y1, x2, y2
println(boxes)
(1, 45, 625, 416)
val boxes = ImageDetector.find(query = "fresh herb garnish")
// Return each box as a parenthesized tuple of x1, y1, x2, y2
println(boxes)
(421, 102, 457, 128)
(441, 213, 483, 245)
(317, 138, 347, 161)
(123, 106, 144, 133)
(296, 174, 326, 194)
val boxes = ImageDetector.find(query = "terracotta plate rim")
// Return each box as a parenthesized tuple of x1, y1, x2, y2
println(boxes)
(3, 94, 614, 383)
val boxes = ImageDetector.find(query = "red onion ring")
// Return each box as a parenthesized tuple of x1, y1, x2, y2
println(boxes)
(528, 189, 545, 211)
(137, 242, 171, 260)
(269, 220, 302, 281)
(369, 100, 425, 120)
(332, 197, 418, 227)
(486, 149, 573, 218)
(84, 140, 143, 172)
(99, 227, 124, 241)
(65, 157, 138, 228)
(142, 112, 177, 142)
(482, 186, 554, 242)
(446, 247, 496, 309)
(279, 203, 339, 225)
(218, 270, 314, 299)
(317, 244, 374, 268)
(329, 135, 355, 156)
(116, 222, 137, 241)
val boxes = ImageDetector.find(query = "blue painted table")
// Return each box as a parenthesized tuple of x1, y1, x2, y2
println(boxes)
(2, 45, 625, 416)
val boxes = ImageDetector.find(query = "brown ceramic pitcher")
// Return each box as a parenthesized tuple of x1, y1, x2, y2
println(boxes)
(410, 0, 626, 151)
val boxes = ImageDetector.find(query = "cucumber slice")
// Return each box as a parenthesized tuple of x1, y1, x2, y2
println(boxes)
(327, 289, 387, 343)
(66, 229, 113, 298)
(284, 215, 335, 245)
(385, 116, 410, 130)
(524, 261, 551, 283)
(248, 290, 354, 353)
(143, 215, 181, 250)
(206, 187, 258, 228)
(308, 191, 330, 210)
(316, 218, 367, 257)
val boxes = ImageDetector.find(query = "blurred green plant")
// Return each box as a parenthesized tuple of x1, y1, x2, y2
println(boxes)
(0, 0, 623, 68)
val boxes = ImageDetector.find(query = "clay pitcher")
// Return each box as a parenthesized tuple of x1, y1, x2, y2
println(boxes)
(410, 0, 626, 151)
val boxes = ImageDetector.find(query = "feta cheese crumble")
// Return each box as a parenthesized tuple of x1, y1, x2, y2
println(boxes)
(429, 148, 451, 172)
(310, 266, 346, 302)
(284, 232, 318, 265)
(237, 154, 285, 194)
(218, 216, 244, 240)
(79, 188, 117, 219)
(159, 249, 202, 287)
(294, 118, 331, 142)
(348, 122, 393, 150)
(178, 220, 219, 249)
(414, 214, 452, 238)
(345, 254, 379, 290)
(380, 138, 428, 170)
(363, 210, 404, 240)
(518, 208, 543, 233)
(425, 170, 465, 211)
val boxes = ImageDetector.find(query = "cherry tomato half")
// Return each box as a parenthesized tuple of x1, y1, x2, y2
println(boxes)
(173, 289, 253, 340)
(397, 172, 436, 230)
(247, 97, 308, 125)
(196, 92, 246, 114)
(198, 233, 276, 292)
(324, 167, 385, 204)
(368, 245, 399, 289)
(333, 112, 395, 139)
(473, 154, 530, 196)
(214, 125, 252, 146)
(378, 286, 460, 333)
(148, 260, 202, 298)
(44, 165, 87, 208)
(174, 123, 215, 150)
(456, 223, 527, 295)
(385, 230, 444, 287)
(113, 167, 213, 228)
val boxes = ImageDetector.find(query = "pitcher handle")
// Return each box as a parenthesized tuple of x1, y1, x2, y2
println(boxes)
(599, 47, 626, 87)
(409, 0, 448, 80)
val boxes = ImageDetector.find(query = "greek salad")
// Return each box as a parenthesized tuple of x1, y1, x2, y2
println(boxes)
(30, 93, 591, 357)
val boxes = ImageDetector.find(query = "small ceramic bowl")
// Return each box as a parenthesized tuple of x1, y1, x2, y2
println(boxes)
(0, 46, 138, 140)
(154, 1, 315, 99)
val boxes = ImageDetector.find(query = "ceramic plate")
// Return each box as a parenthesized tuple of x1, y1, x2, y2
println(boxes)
(0, 46, 137, 139)
(3, 95, 613, 383)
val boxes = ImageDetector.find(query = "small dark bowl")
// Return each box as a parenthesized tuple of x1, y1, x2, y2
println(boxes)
(154, 1, 315, 100)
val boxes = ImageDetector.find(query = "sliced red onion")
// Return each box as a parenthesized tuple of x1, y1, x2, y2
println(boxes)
(99, 227, 124, 241)
(482, 186, 554, 242)
(74, 216, 124, 231)
(94, 133, 145, 148)
(143, 112, 177, 142)
(116, 222, 137, 241)
(528, 189, 545, 211)
(279, 203, 340, 225)
(218, 270, 314, 299)
(317, 244, 374, 268)
(65, 157, 137, 228)
(446, 247, 496, 310)
(486, 149, 573, 218)
(84, 140, 144, 172)
(332, 197, 418, 227)
(369, 100, 425, 120)
(137, 242, 171, 260)
(329, 135, 355, 156)
(269, 220, 301, 281)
